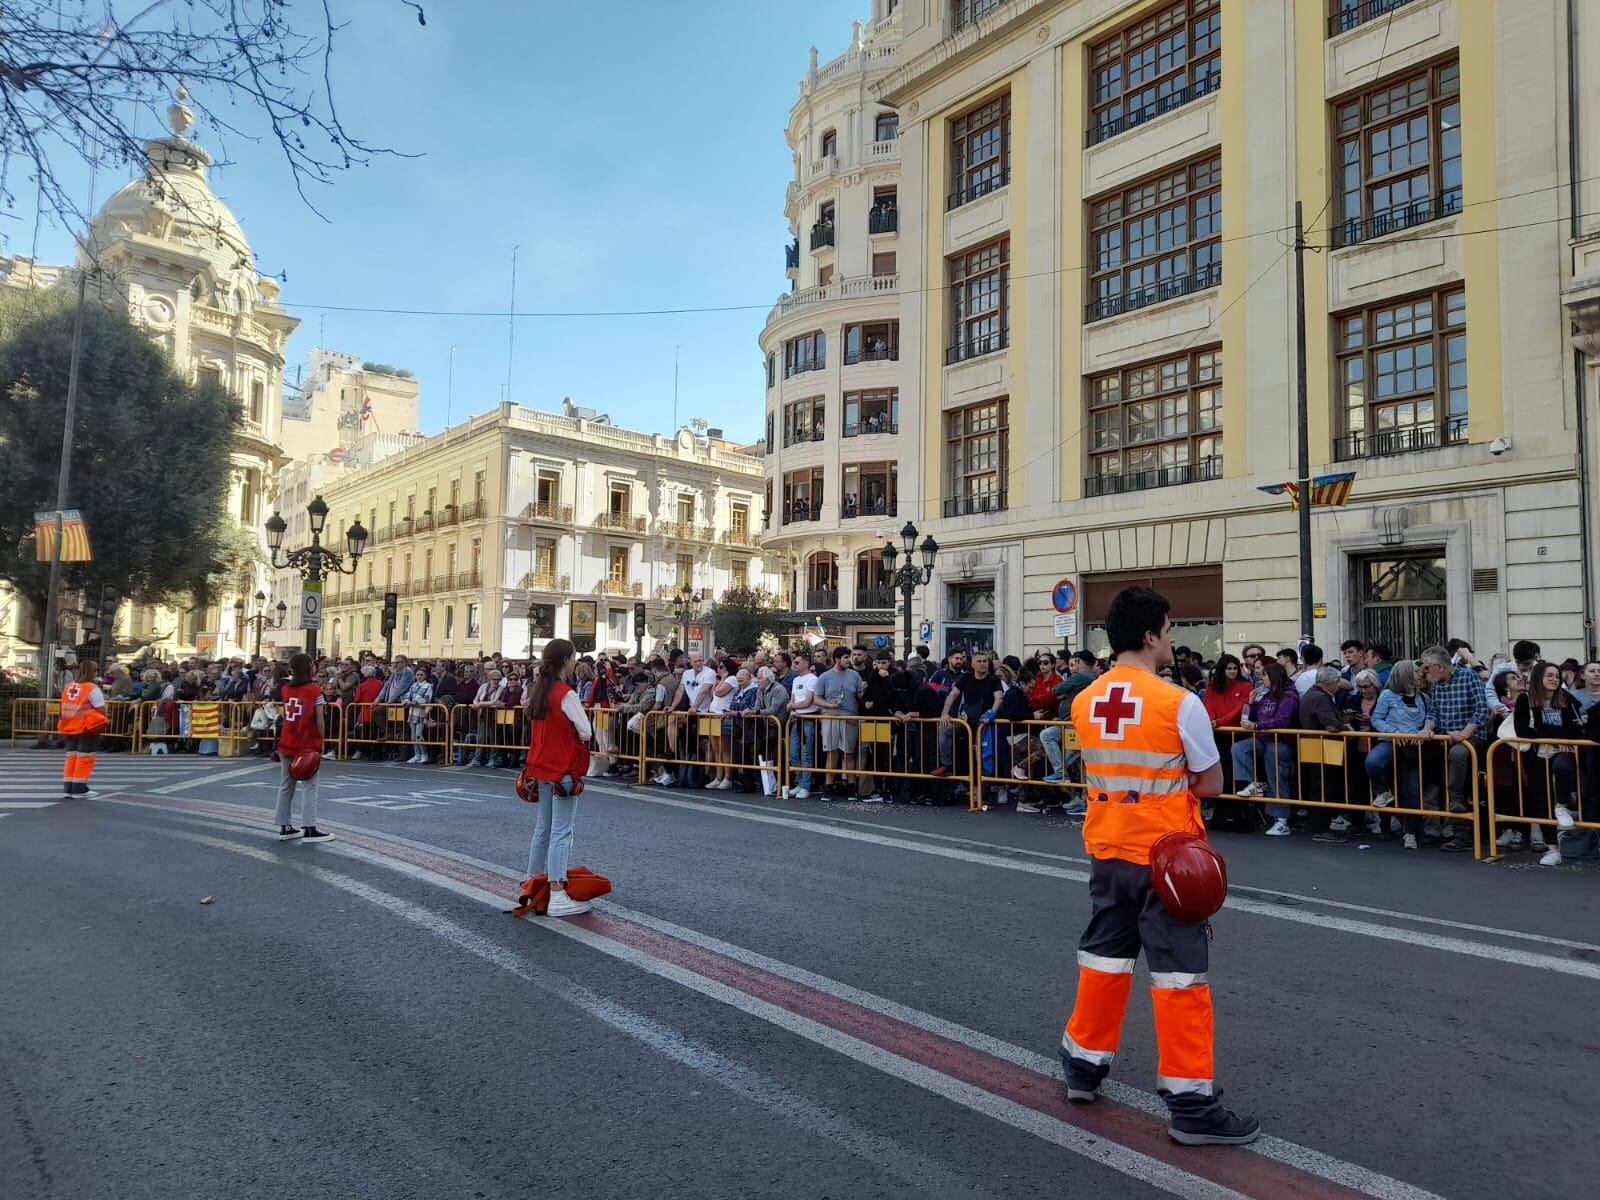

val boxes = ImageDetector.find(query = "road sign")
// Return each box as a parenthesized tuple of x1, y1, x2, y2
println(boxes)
(1051, 579, 1077, 614)
(918, 619, 932, 643)
(299, 582, 323, 631)
(1053, 612, 1077, 639)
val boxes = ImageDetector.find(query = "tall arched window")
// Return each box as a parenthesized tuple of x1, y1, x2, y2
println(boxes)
(806, 552, 838, 609)
(856, 549, 890, 609)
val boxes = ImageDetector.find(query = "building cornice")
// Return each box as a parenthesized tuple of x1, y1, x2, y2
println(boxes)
(875, 0, 1060, 109)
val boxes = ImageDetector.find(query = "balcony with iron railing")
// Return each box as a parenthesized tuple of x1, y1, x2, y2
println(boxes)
(437, 505, 462, 527)
(1085, 457, 1223, 498)
(1088, 71, 1221, 146)
(722, 528, 761, 549)
(783, 426, 826, 448)
(840, 496, 896, 519)
(1334, 419, 1467, 462)
(1087, 263, 1221, 323)
(844, 418, 898, 438)
(843, 344, 898, 366)
(454, 570, 483, 591)
(785, 239, 800, 271)
(805, 588, 839, 610)
(372, 525, 393, 545)
(652, 519, 714, 543)
(947, 169, 1009, 212)
(414, 513, 434, 533)
(412, 578, 433, 597)
(856, 585, 894, 610)
(783, 501, 823, 524)
(1332, 188, 1462, 250)
(520, 572, 570, 593)
(594, 512, 647, 534)
(522, 500, 573, 524)
(1328, 0, 1417, 37)
(868, 206, 898, 235)
(945, 329, 1008, 365)
(432, 574, 453, 593)
(810, 222, 836, 252)
(943, 490, 1008, 518)
(459, 498, 486, 521)
(597, 579, 644, 597)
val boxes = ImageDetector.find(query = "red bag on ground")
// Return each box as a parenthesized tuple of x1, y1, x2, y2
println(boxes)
(509, 866, 612, 917)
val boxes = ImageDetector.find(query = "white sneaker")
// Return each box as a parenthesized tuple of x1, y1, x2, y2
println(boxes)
(546, 890, 592, 917)
(1238, 782, 1266, 799)
(1388, 816, 1404, 835)
(1555, 805, 1576, 830)
(1364, 815, 1382, 835)
(1265, 817, 1291, 837)
(1329, 816, 1352, 833)
(793, 788, 810, 800)
(1402, 833, 1419, 851)
(654, 772, 674, 786)
(1496, 829, 1523, 849)
(1539, 848, 1563, 867)
(1371, 791, 1394, 808)
(1530, 831, 1548, 852)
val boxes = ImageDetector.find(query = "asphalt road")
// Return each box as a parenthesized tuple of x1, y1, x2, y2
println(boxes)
(2, 746, 1596, 1199)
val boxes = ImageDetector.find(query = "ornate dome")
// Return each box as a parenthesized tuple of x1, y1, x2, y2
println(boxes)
(80, 86, 256, 299)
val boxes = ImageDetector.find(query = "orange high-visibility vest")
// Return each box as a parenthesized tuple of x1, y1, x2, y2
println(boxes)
(1070, 665, 1203, 866)
(59, 682, 108, 735)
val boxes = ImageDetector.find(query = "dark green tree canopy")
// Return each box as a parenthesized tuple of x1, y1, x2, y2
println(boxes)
(0, 294, 244, 624)
(709, 586, 783, 656)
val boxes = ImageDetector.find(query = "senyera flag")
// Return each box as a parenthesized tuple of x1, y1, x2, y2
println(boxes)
(34, 509, 93, 562)
(1257, 471, 1356, 511)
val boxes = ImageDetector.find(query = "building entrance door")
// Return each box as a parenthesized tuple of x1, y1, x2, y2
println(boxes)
(1354, 553, 1447, 659)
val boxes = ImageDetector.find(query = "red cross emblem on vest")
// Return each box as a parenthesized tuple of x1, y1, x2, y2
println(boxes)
(1089, 682, 1142, 741)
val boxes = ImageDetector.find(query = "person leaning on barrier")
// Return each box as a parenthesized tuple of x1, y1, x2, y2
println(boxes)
(1298, 665, 1365, 844)
(1366, 660, 1429, 851)
(1231, 661, 1299, 837)
(1419, 644, 1488, 854)
(1041, 651, 1098, 792)
(1060, 585, 1258, 1147)
(1511, 660, 1582, 866)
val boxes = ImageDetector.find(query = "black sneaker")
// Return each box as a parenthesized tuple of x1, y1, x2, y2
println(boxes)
(1168, 1107, 1261, 1146)
(277, 825, 303, 841)
(301, 827, 335, 844)
(1311, 830, 1348, 843)
(1440, 836, 1469, 853)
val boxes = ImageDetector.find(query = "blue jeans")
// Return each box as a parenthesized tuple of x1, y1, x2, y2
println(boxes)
(1364, 740, 1420, 807)
(527, 780, 579, 882)
(788, 719, 815, 791)
(1231, 738, 1292, 819)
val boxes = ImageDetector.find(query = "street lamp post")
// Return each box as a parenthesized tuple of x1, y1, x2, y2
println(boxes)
(671, 586, 702, 655)
(234, 590, 288, 659)
(880, 521, 938, 662)
(264, 495, 367, 659)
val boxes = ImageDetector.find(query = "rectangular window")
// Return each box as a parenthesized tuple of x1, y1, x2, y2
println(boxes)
(766, 353, 775, 390)
(844, 321, 899, 365)
(239, 469, 256, 524)
(363, 613, 373, 642)
(421, 608, 431, 641)
(765, 411, 774, 454)
(872, 251, 897, 277)
(947, 238, 1009, 363)
(471, 539, 481, 578)
(1334, 59, 1461, 247)
(249, 380, 264, 425)
(870, 186, 898, 234)
(811, 202, 836, 251)
(609, 484, 630, 518)
(841, 462, 898, 519)
(764, 480, 774, 530)
(426, 486, 436, 514)
(820, 129, 837, 158)
(534, 538, 557, 582)
(731, 503, 749, 539)
(449, 479, 460, 507)
(1089, 0, 1220, 145)
(953, 0, 1009, 34)
(783, 468, 825, 523)
(676, 495, 695, 525)
(783, 330, 826, 377)
(676, 554, 695, 590)
(948, 92, 1010, 209)
(843, 388, 899, 437)
(1329, 0, 1421, 38)
(466, 603, 480, 639)
(818, 264, 835, 286)
(784, 397, 825, 446)
(945, 400, 1009, 516)
(731, 560, 749, 590)
(1335, 287, 1467, 460)
(1088, 153, 1221, 322)
(1086, 349, 1223, 495)
(875, 111, 899, 141)
(608, 608, 629, 645)
(535, 473, 559, 514)
(444, 606, 454, 639)
(609, 547, 630, 584)
(474, 469, 486, 504)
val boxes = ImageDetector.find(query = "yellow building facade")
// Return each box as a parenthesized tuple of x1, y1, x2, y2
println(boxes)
(868, 0, 1595, 661)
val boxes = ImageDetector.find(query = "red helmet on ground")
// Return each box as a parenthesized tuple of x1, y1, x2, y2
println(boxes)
(515, 769, 536, 803)
(1149, 831, 1228, 922)
(288, 750, 321, 781)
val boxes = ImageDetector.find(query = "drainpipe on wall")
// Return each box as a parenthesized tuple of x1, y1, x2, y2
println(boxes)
(1569, 0, 1597, 659)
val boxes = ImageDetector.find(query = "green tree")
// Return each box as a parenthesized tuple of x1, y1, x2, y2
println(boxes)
(0, 297, 243, 630)
(709, 586, 783, 656)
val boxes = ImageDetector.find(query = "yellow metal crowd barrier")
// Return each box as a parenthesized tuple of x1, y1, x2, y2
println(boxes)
(1484, 735, 1598, 861)
(637, 709, 785, 793)
(345, 701, 451, 760)
(135, 700, 257, 755)
(1213, 727, 1483, 859)
(786, 713, 964, 802)
(10, 698, 146, 750)
(973, 719, 1086, 812)
(448, 701, 526, 764)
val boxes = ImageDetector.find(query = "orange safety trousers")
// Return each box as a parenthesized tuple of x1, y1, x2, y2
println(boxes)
(61, 733, 101, 793)
(1061, 856, 1220, 1118)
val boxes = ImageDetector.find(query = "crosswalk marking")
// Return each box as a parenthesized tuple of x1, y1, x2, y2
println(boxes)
(0, 801, 59, 808)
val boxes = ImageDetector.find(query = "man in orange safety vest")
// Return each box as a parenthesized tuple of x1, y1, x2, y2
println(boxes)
(59, 659, 110, 797)
(1061, 586, 1259, 1146)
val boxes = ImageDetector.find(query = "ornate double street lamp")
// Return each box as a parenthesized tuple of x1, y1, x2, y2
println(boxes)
(264, 495, 368, 658)
(880, 521, 938, 661)
(671, 586, 703, 653)
(234, 590, 287, 659)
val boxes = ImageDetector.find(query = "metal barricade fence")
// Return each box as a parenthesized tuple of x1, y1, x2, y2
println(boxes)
(448, 703, 524, 766)
(1214, 726, 1483, 859)
(134, 700, 257, 755)
(344, 701, 453, 762)
(973, 719, 1086, 812)
(638, 709, 784, 794)
(785, 713, 968, 803)
(1484, 735, 1599, 861)
(9, 697, 60, 746)
(583, 705, 645, 779)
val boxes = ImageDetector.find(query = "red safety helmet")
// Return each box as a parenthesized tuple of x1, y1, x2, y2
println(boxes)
(1149, 831, 1228, 922)
(288, 750, 322, 782)
(515, 769, 537, 803)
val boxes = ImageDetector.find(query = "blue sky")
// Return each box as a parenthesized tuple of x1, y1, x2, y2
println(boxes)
(10, 0, 870, 445)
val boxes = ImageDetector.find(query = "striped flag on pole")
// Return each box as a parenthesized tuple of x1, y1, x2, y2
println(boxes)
(1257, 472, 1357, 510)
(34, 509, 93, 561)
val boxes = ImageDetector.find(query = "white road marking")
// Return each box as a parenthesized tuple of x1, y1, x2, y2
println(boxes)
(149, 763, 274, 794)
(0, 801, 58, 808)
(586, 782, 1600, 963)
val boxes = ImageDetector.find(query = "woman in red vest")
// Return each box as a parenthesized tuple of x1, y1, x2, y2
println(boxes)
(59, 659, 109, 796)
(524, 638, 594, 917)
(275, 652, 332, 844)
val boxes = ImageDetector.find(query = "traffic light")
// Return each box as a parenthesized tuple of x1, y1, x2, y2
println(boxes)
(381, 590, 398, 635)
(633, 601, 647, 640)
(99, 585, 119, 637)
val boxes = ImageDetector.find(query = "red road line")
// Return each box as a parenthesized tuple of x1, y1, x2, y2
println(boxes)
(117, 792, 1368, 1200)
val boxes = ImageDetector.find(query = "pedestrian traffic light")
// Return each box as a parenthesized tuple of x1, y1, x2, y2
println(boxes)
(381, 590, 398, 635)
(98, 585, 119, 635)
(633, 601, 646, 640)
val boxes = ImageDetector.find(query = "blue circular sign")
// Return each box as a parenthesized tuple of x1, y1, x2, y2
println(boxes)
(873, 634, 890, 649)
(1052, 579, 1077, 614)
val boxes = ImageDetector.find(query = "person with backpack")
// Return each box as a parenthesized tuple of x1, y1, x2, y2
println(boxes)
(275, 652, 332, 844)
(523, 638, 595, 917)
